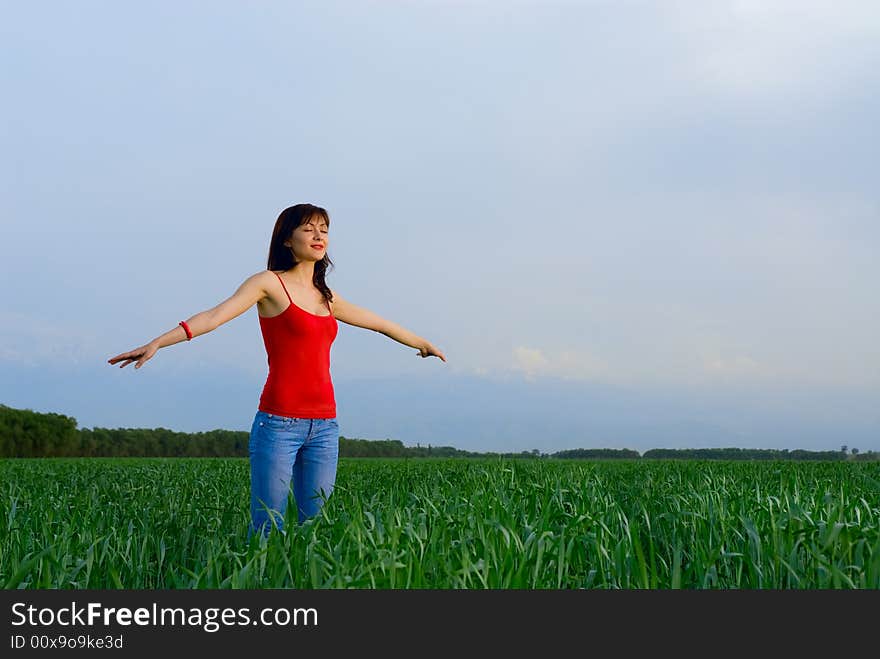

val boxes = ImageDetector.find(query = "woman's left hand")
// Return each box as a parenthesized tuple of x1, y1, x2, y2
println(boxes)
(417, 342, 446, 362)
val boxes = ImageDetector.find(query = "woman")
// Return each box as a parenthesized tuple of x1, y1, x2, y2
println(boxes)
(107, 203, 446, 539)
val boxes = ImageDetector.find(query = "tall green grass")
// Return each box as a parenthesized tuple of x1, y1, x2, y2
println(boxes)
(2, 458, 878, 588)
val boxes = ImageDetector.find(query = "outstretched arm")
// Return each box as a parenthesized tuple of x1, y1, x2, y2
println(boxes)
(383, 319, 447, 361)
(331, 289, 447, 362)
(108, 271, 270, 369)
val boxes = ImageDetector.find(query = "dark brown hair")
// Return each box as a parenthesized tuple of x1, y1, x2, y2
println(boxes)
(266, 204, 334, 302)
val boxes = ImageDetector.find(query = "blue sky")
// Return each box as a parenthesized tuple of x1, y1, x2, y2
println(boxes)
(2, 1, 878, 453)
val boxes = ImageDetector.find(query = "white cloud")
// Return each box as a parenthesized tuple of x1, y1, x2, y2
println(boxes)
(505, 344, 775, 387)
(701, 353, 766, 377)
(665, 0, 880, 94)
(511, 346, 549, 381)
(0, 312, 100, 367)
(509, 345, 613, 383)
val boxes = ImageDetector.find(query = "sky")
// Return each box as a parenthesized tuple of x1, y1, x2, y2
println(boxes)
(2, 1, 878, 454)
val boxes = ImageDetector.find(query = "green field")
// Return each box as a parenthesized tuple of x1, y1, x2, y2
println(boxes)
(2, 458, 879, 588)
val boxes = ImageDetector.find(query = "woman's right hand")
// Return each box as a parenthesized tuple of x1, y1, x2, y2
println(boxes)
(107, 341, 159, 370)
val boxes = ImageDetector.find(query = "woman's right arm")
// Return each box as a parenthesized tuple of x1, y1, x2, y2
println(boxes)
(107, 271, 270, 370)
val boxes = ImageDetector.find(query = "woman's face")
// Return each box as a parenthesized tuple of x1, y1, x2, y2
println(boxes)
(284, 216, 329, 262)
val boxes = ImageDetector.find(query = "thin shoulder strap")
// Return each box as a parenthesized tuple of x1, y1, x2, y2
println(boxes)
(273, 271, 293, 305)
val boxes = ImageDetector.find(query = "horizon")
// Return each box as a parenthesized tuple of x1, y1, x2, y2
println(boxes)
(3, 399, 869, 458)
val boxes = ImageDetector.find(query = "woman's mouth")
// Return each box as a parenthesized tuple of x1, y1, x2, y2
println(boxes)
(311, 244, 324, 250)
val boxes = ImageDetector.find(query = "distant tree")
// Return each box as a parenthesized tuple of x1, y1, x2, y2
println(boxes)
(1, 403, 869, 461)
(553, 448, 641, 460)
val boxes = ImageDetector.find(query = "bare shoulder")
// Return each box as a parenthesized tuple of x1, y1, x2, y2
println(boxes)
(251, 270, 278, 294)
(238, 270, 277, 305)
(328, 286, 347, 307)
(207, 270, 275, 329)
(325, 288, 390, 333)
(327, 286, 347, 312)
(252, 270, 284, 302)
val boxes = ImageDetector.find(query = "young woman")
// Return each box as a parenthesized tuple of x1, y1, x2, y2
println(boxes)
(107, 203, 446, 539)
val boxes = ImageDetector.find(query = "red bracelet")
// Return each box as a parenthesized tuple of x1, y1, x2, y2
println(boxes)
(179, 321, 193, 341)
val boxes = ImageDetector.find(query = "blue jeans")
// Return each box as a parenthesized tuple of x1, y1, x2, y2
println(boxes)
(247, 410, 340, 539)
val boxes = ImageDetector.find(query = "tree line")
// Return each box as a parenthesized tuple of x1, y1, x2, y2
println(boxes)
(1, 403, 877, 461)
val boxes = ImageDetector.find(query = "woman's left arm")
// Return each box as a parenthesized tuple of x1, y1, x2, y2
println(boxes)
(330, 289, 446, 362)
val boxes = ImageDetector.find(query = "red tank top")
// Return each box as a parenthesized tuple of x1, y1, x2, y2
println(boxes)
(257, 271, 338, 418)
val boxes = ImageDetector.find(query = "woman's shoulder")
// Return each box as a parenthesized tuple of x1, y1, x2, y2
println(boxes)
(239, 270, 281, 301)
(255, 270, 280, 284)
